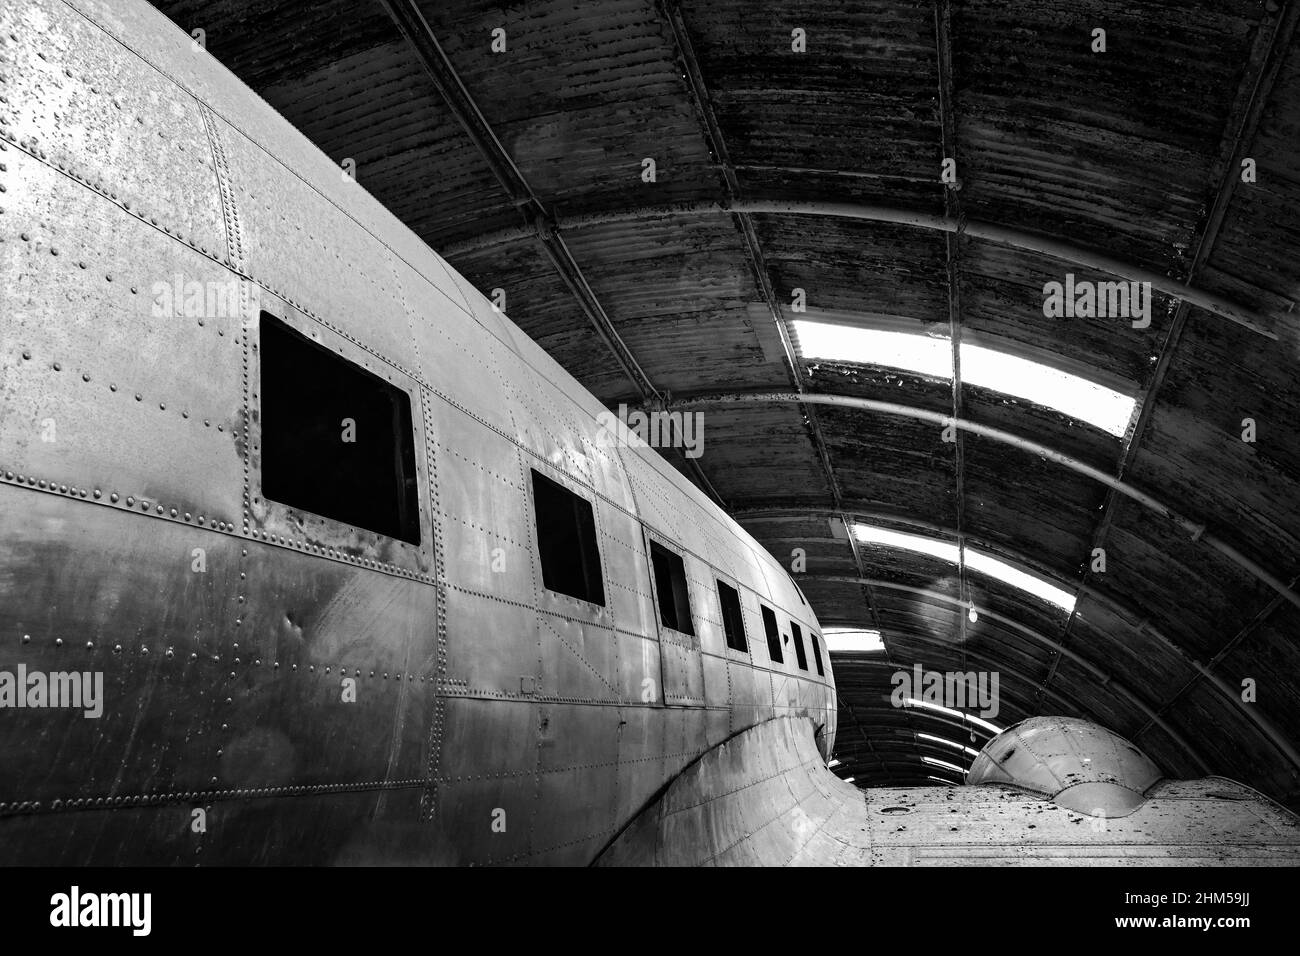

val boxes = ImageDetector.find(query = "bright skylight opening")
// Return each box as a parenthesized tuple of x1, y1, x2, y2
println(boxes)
(855, 525, 959, 564)
(793, 319, 1136, 437)
(823, 627, 885, 652)
(795, 323, 953, 378)
(963, 549, 1076, 612)
(842, 777, 856, 784)
(961, 344, 1135, 437)
(828, 758, 842, 768)
(922, 756, 967, 775)
(902, 697, 1004, 736)
(919, 732, 981, 759)
(852, 523, 1077, 613)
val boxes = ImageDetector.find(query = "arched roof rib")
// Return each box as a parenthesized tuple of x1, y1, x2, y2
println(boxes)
(441, 201, 1278, 337)
(673, 390, 1300, 610)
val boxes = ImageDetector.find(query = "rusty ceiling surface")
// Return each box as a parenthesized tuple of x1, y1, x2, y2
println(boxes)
(146, 0, 1300, 807)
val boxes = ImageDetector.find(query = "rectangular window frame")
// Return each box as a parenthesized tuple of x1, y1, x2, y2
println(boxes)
(250, 302, 432, 576)
(761, 604, 783, 664)
(810, 631, 825, 676)
(716, 577, 748, 654)
(791, 621, 809, 671)
(644, 530, 696, 638)
(529, 467, 606, 608)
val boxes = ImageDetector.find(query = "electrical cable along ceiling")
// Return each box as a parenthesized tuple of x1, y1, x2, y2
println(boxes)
(147, 0, 1300, 807)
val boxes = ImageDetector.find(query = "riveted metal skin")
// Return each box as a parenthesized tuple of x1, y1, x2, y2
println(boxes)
(967, 716, 1163, 817)
(0, 0, 835, 865)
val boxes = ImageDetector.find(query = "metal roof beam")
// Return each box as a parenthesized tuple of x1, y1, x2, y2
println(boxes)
(760, 500, 1292, 746)
(934, 0, 969, 660)
(838, 696, 893, 781)
(439, 199, 1277, 339)
(1041, 0, 1300, 704)
(666, 390, 1300, 612)
(816, 573, 1295, 776)
(1135, 578, 1297, 739)
(833, 632, 1077, 722)
(379, 0, 722, 504)
(823, 702, 996, 743)
(741, 508, 1171, 624)
(655, 3, 900, 761)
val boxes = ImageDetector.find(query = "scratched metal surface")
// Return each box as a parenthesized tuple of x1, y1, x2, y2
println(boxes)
(0, 0, 836, 865)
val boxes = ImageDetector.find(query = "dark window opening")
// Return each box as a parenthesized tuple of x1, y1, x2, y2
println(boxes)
(810, 632, 824, 676)
(260, 312, 419, 544)
(650, 540, 694, 635)
(791, 621, 808, 670)
(762, 605, 783, 663)
(717, 580, 746, 652)
(530, 469, 605, 606)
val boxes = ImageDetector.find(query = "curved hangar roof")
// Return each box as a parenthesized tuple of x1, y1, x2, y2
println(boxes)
(148, 0, 1300, 807)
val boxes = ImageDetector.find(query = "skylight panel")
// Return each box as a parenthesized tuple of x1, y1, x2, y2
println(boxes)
(854, 525, 959, 563)
(918, 733, 982, 759)
(823, 627, 885, 652)
(963, 549, 1076, 612)
(852, 523, 1078, 613)
(922, 756, 967, 775)
(961, 343, 1135, 437)
(828, 758, 842, 768)
(792, 319, 1136, 436)
(902, 697, 1004, 736)
(794, 322, 950, 378)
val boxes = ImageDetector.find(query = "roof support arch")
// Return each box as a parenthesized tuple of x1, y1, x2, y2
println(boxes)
(439, 199, 1276, 338)
(670, 390, 1300, 614)
(813, 574, 1298, 777)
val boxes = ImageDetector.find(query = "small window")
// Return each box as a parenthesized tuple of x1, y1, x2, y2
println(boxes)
(531, 469, 605, 606)
(810, 632, 824, 676)
(260, 312, 419, 544)
(717, 580, 746, 652)
(761, 605, 783, 663)
(650, 540, 694, 635)
(791, 621, 808, 670)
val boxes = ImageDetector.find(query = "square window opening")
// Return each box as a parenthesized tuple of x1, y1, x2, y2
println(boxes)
(531, 469, 605, 606)
(650, 540, 694, 635)
(260, 312, 419, 544)
(717, 580, 747, 652)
